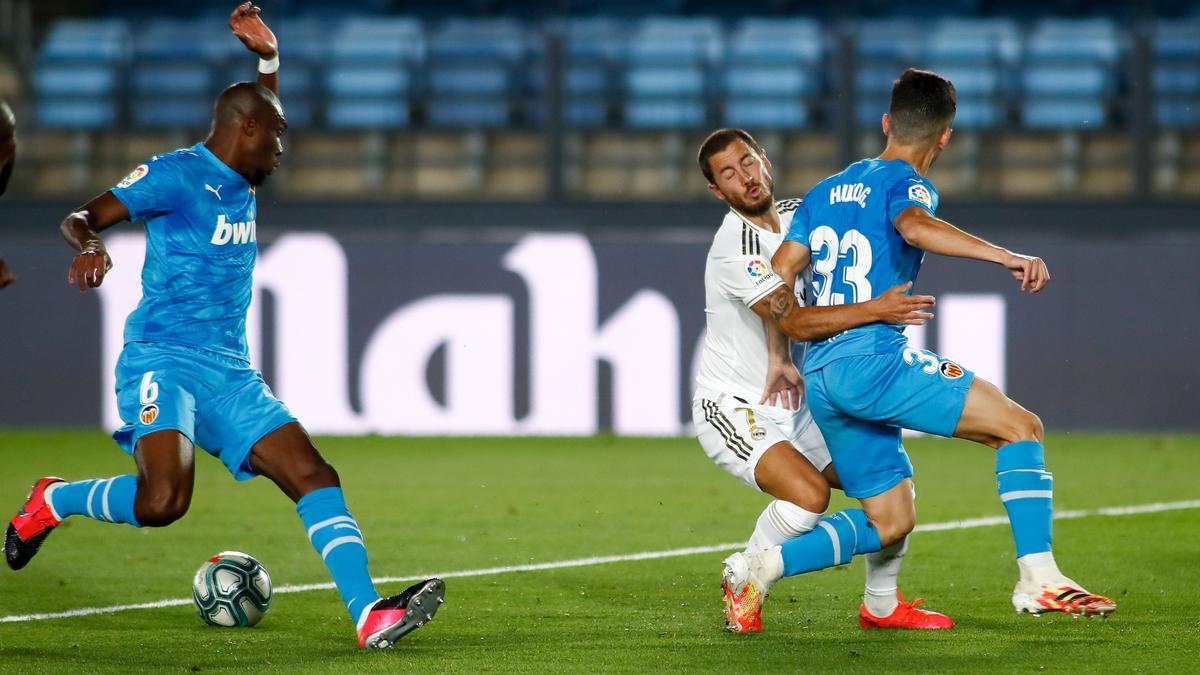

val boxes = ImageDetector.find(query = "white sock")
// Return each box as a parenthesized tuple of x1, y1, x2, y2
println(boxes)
(43, 482, 64, 522)
(753, 546, 785, 586)
(1017, 551, 1064, 587)
(745, 500, 823, 552)
(863, 537, 907, 617)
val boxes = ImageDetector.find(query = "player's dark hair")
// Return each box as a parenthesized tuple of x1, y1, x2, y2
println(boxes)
(887, 68, 956, 145)
(697, 128, 764, 184)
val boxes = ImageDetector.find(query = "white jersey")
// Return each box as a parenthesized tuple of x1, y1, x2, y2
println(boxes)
(695, 199, 812, 406)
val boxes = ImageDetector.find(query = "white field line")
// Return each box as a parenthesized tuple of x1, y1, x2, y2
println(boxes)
(2, 498, 1198, 624)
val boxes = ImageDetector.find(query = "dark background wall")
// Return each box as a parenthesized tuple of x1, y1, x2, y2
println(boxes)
(0, 199, 1196, 432)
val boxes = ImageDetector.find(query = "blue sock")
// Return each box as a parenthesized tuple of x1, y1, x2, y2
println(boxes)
(996, 441, 1054, 558)
(48, 476, 140, 527)
(297, 487, 381, 624)
(780, 509, 882, 577)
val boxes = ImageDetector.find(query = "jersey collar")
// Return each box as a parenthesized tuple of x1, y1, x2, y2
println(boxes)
(727, 206, 784, 237)
(194, 142, 249, 187)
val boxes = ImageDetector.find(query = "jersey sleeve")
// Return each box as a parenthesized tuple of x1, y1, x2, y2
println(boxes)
(715, 254, 785, 308)
(782, 200, 812, 246)
(109, 155, 183, 221)
(886, 175, 939, 224)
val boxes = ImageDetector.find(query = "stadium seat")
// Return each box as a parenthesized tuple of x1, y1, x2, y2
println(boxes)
(36, 100, 117, 129)
(1019, 19, 1120, 129)
(35, 19, 127, 129)
(1153, 21, 1200, 128)
(326, 18, 423, 131)
(622, 17, 720, 129)
(426, 19, 525, 128)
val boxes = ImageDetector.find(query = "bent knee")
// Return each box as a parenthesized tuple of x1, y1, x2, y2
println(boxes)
(776, 477, 830, 514)
(871, 512, 915, 547)
(136, 491, 190, 527)
(982, 408, 1045, 448)
(294, 458, 341, 495)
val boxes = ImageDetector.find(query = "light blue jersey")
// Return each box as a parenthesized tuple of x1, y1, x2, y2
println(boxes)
(109, 144, 293, 480)
(783, 158, 974, 499)
(111, 142, 258, 360)
(784, 158, 938, 373)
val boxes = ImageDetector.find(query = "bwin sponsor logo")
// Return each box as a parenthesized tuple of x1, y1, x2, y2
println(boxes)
(210, 214, 257, 245)
(829, 182, 871, 208)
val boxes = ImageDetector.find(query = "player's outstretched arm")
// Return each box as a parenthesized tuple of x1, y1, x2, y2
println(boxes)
(229, 2, 279, 95)
(60, 191, 130, 292)
(750, 282, 934, 344)
(893, 206, 1050, 293)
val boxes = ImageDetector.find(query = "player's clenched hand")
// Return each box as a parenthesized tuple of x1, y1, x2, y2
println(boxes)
(868, 282, 935, 325)
(68, 247, 112, 293)
(0, 257, 15, 289)
(229, 2, 277, 59)
(1002, 252, 1050, 293)
(759, 362, 803, 411)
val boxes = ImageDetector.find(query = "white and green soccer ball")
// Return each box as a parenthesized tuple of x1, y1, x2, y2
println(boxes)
(192, 551, 272, 627)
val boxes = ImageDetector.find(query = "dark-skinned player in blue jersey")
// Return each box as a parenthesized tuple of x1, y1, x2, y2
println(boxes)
(4, 4, 444, 649)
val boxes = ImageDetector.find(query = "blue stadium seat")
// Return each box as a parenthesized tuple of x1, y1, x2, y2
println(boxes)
(131, 99, 212, 129)
(37, 100, 117, 129)
(326, 67, 412, 97)
(326, 100, 410, 129)
(721, 18, 821, 130)
(1026, 18, 1120, 63)
(426, 101, 510, 127)
(35, 66, 118, 98)
(1153, 22, 1200, 128)
(623, 18, 719, 129)
(627, 17, 722, 63)
(723, 101, 808, 129)
(1020, 19, 1120, 129)
(1021, 100, 1106, 129)
(134, 20, 224, 60)
(132, 64, 214, 97)
(330, 18, 425, 63)
(39, 20, 128, 64)
(625, 99, 705, 128)
(424, 19, 526, 128)
(325, 19, 423, 131)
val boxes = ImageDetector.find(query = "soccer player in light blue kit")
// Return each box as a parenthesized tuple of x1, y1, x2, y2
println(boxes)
(4, 4, 443, 649)
(722, 68, 1115, 622)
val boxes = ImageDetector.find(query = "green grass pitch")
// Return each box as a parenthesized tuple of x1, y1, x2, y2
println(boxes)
(0, 431, 1198, 672)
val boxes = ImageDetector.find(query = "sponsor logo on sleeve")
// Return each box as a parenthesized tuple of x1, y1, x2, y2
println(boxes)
(116, 164, 149, 189)
(908, 183, 933, 209)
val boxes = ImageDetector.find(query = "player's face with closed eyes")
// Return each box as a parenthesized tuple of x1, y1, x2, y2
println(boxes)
(247, 105, 286, 186)
(706, 140, 775, 216)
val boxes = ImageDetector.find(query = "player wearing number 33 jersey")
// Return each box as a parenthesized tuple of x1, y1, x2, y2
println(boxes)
(748, 68, 1114, 620)
(784, 155, 969, 497)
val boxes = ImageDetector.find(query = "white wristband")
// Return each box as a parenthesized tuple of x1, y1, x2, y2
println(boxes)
(258, 54, 279, 74)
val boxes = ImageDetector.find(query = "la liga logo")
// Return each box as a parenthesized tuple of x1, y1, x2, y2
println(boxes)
(746, 260, 769, 279)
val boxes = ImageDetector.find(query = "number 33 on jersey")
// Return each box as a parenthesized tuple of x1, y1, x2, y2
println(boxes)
(783, 157, 939, 370)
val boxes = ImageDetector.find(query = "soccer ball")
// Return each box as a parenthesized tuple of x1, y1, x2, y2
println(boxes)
(192, 551, 272, 627)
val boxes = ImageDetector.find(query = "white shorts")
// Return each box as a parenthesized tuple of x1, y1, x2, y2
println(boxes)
(692, 391, 832, 492)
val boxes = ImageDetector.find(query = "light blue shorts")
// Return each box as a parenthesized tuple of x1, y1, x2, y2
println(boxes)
(805, 347, 975, 499)
(112, 342, 297, 481)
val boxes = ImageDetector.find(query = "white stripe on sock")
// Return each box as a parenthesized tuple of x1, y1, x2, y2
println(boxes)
(320, 535, 365, 561)
(1001, 490, 1054, 502)
(845, 515, 859, 551)
(85, 480, 103, 520)
(100, 479, 115, 523)
(818, 521, 841, 565)
(306, 515, 357, 541)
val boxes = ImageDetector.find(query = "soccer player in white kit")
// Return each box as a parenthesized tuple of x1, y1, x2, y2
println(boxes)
(693, 129, 949, 632)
